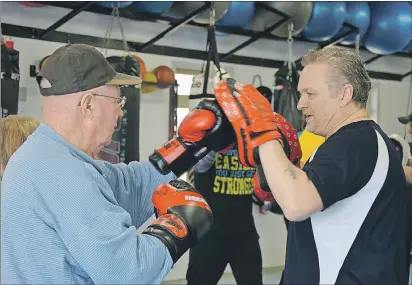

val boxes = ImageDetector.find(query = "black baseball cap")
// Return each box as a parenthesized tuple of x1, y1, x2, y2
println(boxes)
(398, 113, 412, 124)
(36, 44, 142, 96)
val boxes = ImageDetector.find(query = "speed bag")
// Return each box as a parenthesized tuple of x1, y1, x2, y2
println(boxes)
(100, 55, 141, 164)
(1, 44, 20, 117)
(273, 65, 304, 132)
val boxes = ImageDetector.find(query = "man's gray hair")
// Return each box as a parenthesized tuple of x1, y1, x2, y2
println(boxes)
(301, 46, 371, 109)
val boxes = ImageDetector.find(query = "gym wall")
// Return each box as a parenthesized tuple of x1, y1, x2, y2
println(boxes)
(2, 1, 411, 282)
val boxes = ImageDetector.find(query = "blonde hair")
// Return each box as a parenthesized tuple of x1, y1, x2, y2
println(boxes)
(0, 116, 40, 175)
(301, 46, 371, 108)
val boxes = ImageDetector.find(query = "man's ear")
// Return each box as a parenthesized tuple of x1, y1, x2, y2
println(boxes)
(79, 93, 95, 118)
(340, 84, 354, 108)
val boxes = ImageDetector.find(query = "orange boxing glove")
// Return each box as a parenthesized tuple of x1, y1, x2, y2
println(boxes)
(149, 100, 235, 177)
(214, 78, 283, 168)
(142, 179, 213, 263)
(253, 114, 302, 202)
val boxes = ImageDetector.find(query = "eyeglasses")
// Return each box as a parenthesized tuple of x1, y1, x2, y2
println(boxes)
(77, 93, 126, 108)
(93, 93, 126, 109)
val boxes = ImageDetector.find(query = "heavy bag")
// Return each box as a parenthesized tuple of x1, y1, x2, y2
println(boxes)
(101, 55, 141, 164)
(273, 64, 304, 132)
(1, 44, 20, 117)
(252, 74, 274, 109)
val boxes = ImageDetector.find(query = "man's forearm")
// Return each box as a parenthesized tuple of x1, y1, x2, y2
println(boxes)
(258, 140, 322, 221)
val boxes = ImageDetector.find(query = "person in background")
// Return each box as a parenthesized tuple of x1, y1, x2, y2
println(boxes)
(185, 148, 263, 285)
(0, 115, 40, 177)
(397, 113, 412, 184)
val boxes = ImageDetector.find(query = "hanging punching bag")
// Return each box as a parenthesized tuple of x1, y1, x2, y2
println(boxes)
(100, 55, 141, 164)
(273, 64, 304, 132)
(1, 44, 20, 117)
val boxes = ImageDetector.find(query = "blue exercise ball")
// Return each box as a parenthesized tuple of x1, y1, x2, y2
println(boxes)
(337, 2, 371, 45)
(303, 2, 347, 42)
(98, 2, 132, 9)
(403, 40, 412, 52)
(216, 2, 255, 28)
(131, 2, 173, 15)
(363, 2, 412, 55)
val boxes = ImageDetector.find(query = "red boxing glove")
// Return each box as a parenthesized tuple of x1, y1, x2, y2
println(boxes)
(149, 100, 235, 177)
(252, 113, 302, 202)
(142, 179, 213, 263)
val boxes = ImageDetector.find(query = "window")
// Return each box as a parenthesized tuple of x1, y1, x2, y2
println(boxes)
(175, 73, 194, 182)
(175, 73, 194, 96)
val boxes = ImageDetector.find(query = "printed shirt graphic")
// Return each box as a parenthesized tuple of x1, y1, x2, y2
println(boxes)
(194, 149, 257, 236)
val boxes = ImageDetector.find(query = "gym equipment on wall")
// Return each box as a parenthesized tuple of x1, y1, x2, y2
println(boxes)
(403, 40, 412, 52)
(252, 2, 313, 38)
(141, 72, 158, 94)
(18, 2, 45, 7)
(273, 24, 304, 132)
(1, 43, 20, 117)
(216, 1, 255, 29)
(252, 75, 274, 109)
(97, 2, 132, 9)
(104, 55, 141, 164)
(99, 5, 140, 164)
(131, 1, 173, 15)
(337, 2, 371, 46)
(167, 1, 230, 25)
(303, 2, 347, 42)
(153, 66, 175, 89)
(363, 2, 412, 55)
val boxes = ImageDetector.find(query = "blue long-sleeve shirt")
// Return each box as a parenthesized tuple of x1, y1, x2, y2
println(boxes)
(1, 123, 175, 284)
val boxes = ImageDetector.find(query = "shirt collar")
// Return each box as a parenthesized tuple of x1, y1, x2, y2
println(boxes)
(35, 123, 97, 165)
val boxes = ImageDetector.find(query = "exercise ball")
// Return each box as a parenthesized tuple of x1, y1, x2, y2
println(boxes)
(403, 40, 412, 52)
(131, 55, 147, 78)
(97, 2, 132, 9)
(363, 2, 412, 55)
(131, 2, 173, 15)
(167, 2, 230, 25)
(299, 129, 325, 165)
(337, 2, 371, 45)
(216, 2, 255, 28)
(303, 2, 347, 42)
(253, 2, 313, 38)
(18, 2, 45, 7)
(153, 66, 175, 88)
(141, 72, 157, 94)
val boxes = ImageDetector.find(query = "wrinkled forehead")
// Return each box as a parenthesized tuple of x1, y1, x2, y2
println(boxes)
(298, 62, 330, 91)
(95, 85, 121, 97)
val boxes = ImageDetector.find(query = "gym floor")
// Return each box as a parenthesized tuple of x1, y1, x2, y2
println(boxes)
(162, 266, 283, 285)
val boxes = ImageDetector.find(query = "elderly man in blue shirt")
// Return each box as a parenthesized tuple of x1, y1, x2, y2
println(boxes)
(1, 44, 234, 284)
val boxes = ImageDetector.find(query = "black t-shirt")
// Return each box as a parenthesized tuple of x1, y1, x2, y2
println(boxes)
(284, 120, 411, 285)
(193, 149, 257, 236)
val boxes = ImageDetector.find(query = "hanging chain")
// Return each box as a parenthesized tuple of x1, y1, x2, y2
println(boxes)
(103, 7, 117, 56)
(102, 6, 130, 56)
(355, 32, 360, 54)
(115, 7, 130, 54)
(287, 22, 294, 80)
(209, 2, 216, 28)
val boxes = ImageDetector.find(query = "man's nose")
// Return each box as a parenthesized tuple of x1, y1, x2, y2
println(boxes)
(119, 108, 124, 118)
(297, 94, 307, 111)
